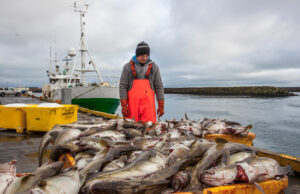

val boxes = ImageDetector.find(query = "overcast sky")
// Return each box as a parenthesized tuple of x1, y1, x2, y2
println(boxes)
(0, 0, 300, 88)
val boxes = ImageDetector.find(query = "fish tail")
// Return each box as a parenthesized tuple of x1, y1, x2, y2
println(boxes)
(38, 136, 53, 166)
(185, 113, 189, 120)
(245, 124, 252, 130)
(254, 182, 265, 194)
(277, 164, 292, 175)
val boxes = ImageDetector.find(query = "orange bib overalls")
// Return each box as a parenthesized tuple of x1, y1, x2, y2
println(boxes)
(127, 61, 156, 123)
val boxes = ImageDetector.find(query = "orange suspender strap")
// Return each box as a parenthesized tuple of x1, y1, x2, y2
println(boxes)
(145, 63, 152, 79)
(130, 60, 137, 78)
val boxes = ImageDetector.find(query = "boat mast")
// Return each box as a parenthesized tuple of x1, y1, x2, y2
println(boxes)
(74, 2, 103, 86)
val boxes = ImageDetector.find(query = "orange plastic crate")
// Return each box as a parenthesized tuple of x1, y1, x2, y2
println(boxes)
(204, 132, 256, 147)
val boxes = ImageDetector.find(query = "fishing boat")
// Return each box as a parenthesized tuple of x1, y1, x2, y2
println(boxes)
(42, 2, 119, 114)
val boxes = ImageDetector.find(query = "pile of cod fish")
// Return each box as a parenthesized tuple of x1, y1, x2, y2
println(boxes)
(0, 116, 291, 194)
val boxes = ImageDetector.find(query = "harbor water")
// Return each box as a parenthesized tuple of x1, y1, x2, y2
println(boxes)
(161, 92, 300, 158)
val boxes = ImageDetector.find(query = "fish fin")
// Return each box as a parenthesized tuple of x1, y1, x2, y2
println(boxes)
(38, 180, 47, 187)
(251, 150, 257, 156)
(185, 113, 189, 120)
(9, 160, 17, 165)
(164, 133, 171, 142)
(277, 164, 292, 175)
(148, 123, 156, 131)
(242, 155, 259, 164)
(245, 124, 252, 130)
(254, 182, 265, 194)
(49, 129, 62, 139)
(140, 125, 147, 137)
(119, 155, 128, 161)
(99, 138, 115, 148)
(108, 123, 118, 130)
(221, 150, 230, 165)
(223, 120, 241, 126)
(215, 138, 228, 144)
(38, 136, 53, 167)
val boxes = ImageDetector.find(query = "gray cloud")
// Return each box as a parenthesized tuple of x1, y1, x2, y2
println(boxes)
(0, 0, 300, 87)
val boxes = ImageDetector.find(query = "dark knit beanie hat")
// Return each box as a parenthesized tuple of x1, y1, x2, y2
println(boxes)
(136, 41, 150, 57)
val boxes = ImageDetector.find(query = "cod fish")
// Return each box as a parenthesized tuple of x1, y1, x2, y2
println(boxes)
(83, 179, 169, 194)
(199, 164, 238, 186)
(77, 138, 113, 153)
(77, 123, 118, 139)
(133, 138, 161, 149)
(75, 152, 94, 171)
(123, 128, 142, 140)
(84, 149, 167, 189)
(88, 130, 126, 142)
(83, 145, 140, 175)
(29, 170, 85, 194)
(126, 150, 143, 164)
(238, 156, 292, 183)
(167, 145, 190, 166)
(0, 160, 17, 194)
(201, 119, 252, 135)
(4, 161, 63, 194)
(225, 151, 253, 165)
(190, 139, 253, 188)
(102, 155, 127, 172)
(38, 126, 64, 166)
(50, 128, 81, 161)
(161, 188, 175, 194)
(0, 160, 16, 175)
(60, 124, 107, 130)
(199, 156, 291, 187)
(83, 158, 187, 194)
(171, 169, 191, 191)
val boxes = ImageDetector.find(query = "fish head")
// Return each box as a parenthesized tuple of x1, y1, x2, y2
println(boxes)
(199, 165, 237, 186)
(171, 170, 191, 191)
(167, 147, 190, 166)
(0, 160, 17, 175)
(221, 127, 237, 135)
(38, 161, 64, 179)
(234, 165, 250, 183)
(190, 139, 214, 158)
(223, 124, 252, 135)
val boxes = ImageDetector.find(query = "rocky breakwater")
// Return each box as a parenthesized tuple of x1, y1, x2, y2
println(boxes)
(165, 86, 296, 97)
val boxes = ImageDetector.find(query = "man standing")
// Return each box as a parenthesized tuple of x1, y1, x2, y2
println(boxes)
(119, 41, 164, 123)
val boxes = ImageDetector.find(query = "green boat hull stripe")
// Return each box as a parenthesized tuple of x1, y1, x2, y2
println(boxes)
(72, 98, 120, 114)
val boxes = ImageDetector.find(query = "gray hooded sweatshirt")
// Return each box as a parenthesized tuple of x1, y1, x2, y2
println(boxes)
(119, 58, 164, 101)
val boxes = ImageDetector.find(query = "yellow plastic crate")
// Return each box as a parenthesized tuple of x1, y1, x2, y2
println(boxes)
(203, 176, 288, 194)
(204, 132, 256, 147)
(25, 105, 78, 132)
(175, 176, 288, 194)
(0, 105, 36, 133)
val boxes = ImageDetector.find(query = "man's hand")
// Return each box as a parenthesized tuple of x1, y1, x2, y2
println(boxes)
(120, 99, 130, 117)
(157, 100, 164, 117)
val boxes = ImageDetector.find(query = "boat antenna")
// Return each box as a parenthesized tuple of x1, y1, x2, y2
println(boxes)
(74, 1, 104, 86)
(49, 46, 52, 73)
(54, 35, 59, 71)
